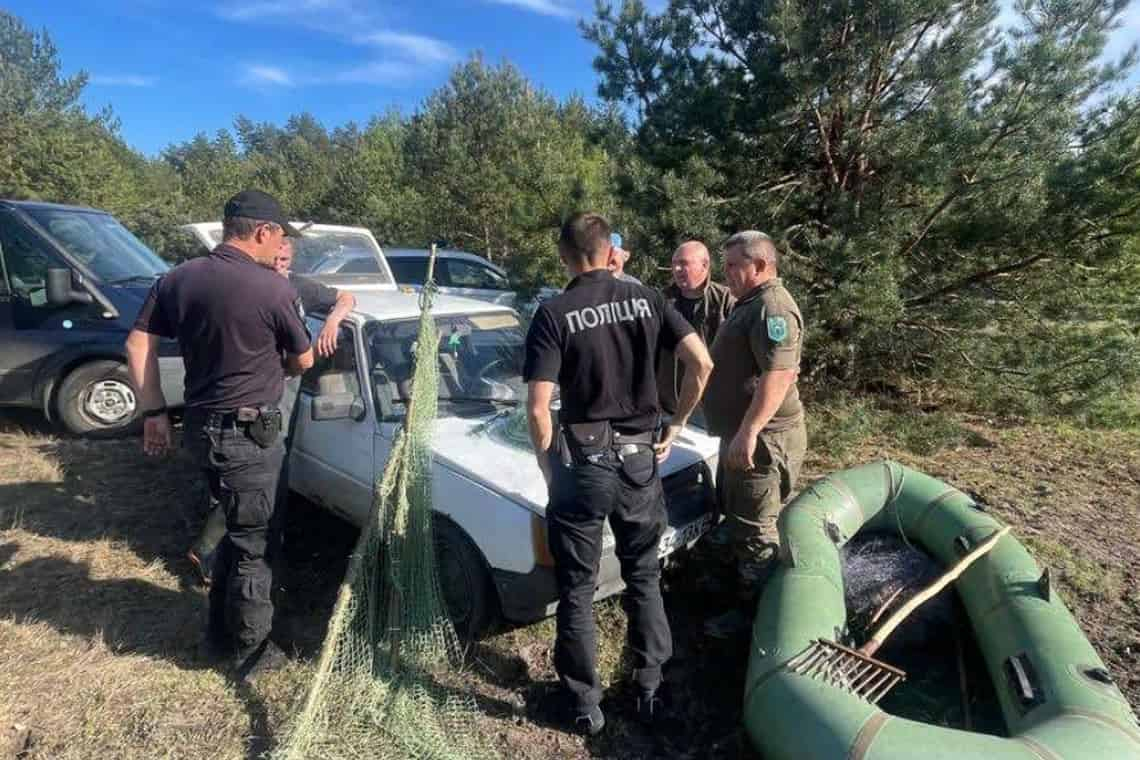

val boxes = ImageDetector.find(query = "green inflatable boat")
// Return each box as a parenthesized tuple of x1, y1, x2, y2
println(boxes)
(744, 460, 1140, 760)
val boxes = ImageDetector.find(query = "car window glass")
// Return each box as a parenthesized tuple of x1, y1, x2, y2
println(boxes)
(388, 257, 429, 285)
(24, 207, 167, 282)
(0, 212, 63, 304)
(446, 259, 509, 290)
(339, 257, 380, 274)
(300, 324, 361, 397)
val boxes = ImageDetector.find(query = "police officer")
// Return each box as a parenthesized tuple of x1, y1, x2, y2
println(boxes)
(524, 212, 713, 734)
(656, 240, 735, 424)
(184, 237, 357, 586)
(701, 231, 807, 639)
(125, 190, 314, 677)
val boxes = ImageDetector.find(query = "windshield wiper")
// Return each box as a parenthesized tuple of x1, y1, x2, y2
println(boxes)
(107, 274, 160, 285)
(441, 396, 520, 408)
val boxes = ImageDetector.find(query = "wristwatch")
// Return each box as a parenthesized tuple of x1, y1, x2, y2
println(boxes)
(143, 407, 168, 419)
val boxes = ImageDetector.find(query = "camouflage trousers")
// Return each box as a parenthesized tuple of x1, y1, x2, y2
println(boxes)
(716, 420, 807, 593)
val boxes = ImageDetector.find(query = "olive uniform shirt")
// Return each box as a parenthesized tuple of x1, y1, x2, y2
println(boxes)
(703, 278, 804, 438)
(656, 280, 735, 415)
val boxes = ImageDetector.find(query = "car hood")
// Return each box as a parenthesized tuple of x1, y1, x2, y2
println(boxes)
(430, 411, 720, 514)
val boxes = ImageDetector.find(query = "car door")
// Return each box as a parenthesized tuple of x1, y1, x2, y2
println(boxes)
(0, 209, 100, 405)
(442, 259, 516, 307)
(288, 318, 376, 524)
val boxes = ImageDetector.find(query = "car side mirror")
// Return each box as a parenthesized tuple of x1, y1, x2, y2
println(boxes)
(46, 268, 93, 307)
(311, 392, 366, 422)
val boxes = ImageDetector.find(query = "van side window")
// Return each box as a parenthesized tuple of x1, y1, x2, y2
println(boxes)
(300, 324, 361, 398)
(0, 212, 62, 305)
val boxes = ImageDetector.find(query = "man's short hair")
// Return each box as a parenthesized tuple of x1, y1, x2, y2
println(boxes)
(559, 212, 611, 265)
(724, 230, 780, 268)
(222, 215, 273, 242)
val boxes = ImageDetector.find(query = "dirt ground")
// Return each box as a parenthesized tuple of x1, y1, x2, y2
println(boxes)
(0, 408, 1137, 759)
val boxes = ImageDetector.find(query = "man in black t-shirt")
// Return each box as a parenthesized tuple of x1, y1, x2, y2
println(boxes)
(524, 212, 713, 734)
(126, 190, 314, 678)
(185, 237, 359, 588)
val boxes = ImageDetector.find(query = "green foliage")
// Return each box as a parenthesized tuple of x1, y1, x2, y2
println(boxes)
(585, 0, 1140, 412)
(2, 5, 1138, 424)
(406, 57, 615, 289)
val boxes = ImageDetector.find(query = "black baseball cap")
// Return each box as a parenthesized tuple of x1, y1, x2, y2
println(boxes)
(223, 190, 302, 238)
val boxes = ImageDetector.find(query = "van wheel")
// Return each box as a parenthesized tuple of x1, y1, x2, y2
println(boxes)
(56, 360, 139, 436)
(433, 518, 497, 640)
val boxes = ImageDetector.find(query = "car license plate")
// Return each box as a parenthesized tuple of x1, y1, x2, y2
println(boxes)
(657, 512, 715, 557)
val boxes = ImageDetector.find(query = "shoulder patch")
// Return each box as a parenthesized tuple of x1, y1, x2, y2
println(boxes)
(767, 315, 788, 343)
(294, 297, 305, 321)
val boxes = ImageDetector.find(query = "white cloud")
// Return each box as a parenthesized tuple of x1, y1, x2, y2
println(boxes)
(216, 0, 354, 23)
(241, 60, 422, 88)
(216, 1, 461, 88)
(485, 0, 577, 20)
(360, 31, 459, 64)
(90, 74, 157, 87)
(243, 65, 294, 86)
(332, 60, 419, 84)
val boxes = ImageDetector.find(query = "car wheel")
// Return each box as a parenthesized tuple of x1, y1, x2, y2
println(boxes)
(433, 517, 497, 640)
(56, 360, 140, 436)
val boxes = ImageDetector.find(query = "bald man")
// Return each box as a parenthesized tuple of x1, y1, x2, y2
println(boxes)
(656, 241, 735, 424)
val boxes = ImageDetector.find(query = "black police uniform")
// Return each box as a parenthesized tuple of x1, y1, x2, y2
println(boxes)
(524, 268, 694, 713)
(188, 272, 338, 580)
(135, 243, 310, 669)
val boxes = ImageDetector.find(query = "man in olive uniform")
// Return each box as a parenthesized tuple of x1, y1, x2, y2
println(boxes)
(656, 241, 735, 424)
(701, 231, 807, 638)
(126, 190, 315, 677)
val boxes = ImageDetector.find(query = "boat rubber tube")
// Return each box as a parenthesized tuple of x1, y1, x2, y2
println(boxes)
(743, 460, 1140, 760)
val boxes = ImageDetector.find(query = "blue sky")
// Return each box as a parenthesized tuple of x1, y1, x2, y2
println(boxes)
(7, 0, 1139, 157)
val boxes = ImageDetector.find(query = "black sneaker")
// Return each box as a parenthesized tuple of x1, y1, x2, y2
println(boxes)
(236, 640, 288, 681)
(635, 688, 664, 725)
(573, 704, 606, 736)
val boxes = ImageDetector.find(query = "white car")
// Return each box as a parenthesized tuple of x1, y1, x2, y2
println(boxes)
(182, 221, 399, 291)
(292, 290, 720, 636)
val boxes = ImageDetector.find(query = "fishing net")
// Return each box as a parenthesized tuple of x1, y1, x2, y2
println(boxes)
(274, 275, 491, 760)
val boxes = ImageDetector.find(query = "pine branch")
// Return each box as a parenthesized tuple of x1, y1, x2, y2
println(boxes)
(905, 252, 1051, 308)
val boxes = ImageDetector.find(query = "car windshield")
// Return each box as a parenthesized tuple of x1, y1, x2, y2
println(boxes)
(26, 207, 168, 283)
(367, 312, 525, 412)
(296, 230, 391, 282)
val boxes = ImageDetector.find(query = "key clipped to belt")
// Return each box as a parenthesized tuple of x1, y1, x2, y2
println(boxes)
(245, 406, 282, 448)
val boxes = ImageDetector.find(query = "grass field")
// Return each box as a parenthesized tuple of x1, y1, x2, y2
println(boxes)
(1, 406, 1137, 759)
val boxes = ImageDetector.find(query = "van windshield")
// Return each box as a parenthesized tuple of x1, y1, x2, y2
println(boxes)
(26, 207, 168, 284)
(367, 312, 525, 412)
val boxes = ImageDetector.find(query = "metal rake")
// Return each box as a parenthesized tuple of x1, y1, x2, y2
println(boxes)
(785, 525, 1011, 703)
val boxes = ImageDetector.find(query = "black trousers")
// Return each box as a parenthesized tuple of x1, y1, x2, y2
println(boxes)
(547, 447, 673, 711)
(184, 413, 286, 668)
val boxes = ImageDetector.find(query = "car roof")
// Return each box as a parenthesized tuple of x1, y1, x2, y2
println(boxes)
(2, 199, 110, 214)
(345, 288, 518, 322)
(385, 248, 506, 273)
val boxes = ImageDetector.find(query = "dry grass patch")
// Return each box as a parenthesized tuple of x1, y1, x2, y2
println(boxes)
(0, 408, 1137, 760)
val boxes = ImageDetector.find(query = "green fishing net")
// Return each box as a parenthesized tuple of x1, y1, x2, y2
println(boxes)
(275, 277, 492, 760)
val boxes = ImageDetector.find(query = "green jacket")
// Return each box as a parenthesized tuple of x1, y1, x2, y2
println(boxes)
(656, 279, 735, 416)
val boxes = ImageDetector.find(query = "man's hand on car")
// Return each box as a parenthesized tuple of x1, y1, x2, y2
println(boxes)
(316, 322, 340, 357)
